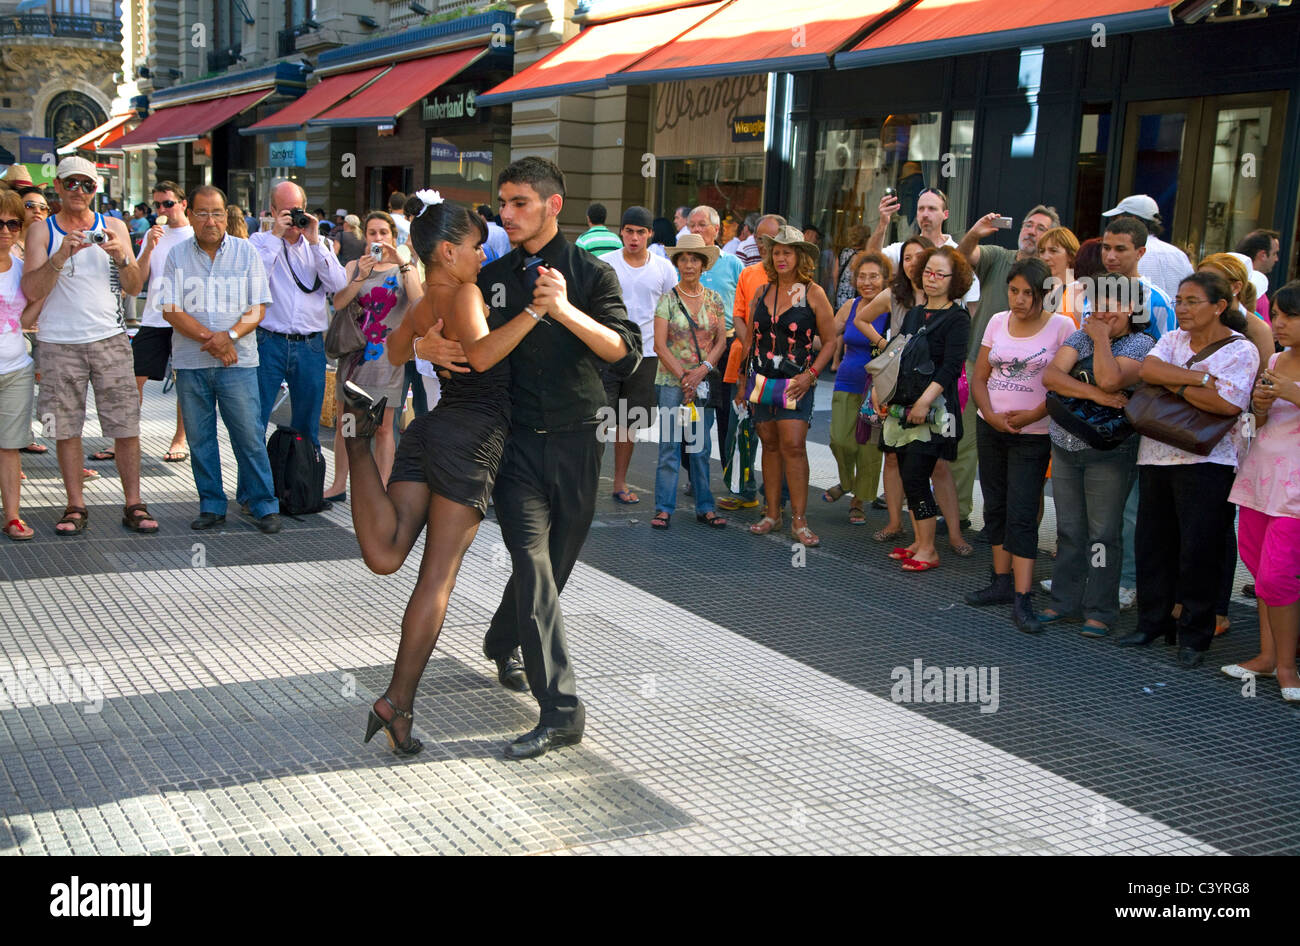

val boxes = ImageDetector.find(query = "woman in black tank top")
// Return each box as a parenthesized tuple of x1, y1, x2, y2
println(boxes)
(741, 226, 836, 548)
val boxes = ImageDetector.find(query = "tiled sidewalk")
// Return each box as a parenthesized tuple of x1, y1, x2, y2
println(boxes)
(0, 381, 1294, 855)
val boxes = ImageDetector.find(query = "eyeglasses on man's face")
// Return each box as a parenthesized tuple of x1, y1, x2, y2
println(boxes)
(191, 211, 227, 221)
(61, 178, 97, 194)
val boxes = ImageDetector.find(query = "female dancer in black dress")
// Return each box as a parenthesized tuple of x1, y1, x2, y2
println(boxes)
(342, 191, 543, 755)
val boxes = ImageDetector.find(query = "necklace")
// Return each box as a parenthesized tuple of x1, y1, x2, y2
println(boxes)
(677, 285, 704, 298)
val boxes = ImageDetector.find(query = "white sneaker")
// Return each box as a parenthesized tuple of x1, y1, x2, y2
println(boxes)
(1039, 579, 1052, 592)
(1118, 587, 1136, 611)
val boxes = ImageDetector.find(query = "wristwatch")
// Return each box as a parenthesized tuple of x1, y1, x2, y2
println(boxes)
(227, 329, 239, 341)
(1199, 372, 1211, 387)
(701, 360, 714, 372)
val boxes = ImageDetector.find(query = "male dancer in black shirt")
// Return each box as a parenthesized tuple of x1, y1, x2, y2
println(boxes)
(422, 157, 640, 759)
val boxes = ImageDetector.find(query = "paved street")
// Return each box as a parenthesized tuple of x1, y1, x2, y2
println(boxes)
(1, 380, 1296, 856)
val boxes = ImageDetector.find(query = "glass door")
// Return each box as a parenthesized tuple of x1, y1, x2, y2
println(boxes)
(1119, 91, 1287, 261)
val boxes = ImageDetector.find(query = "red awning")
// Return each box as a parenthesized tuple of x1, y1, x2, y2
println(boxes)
(611, 0, 898, 84)
(308, 46, 485, 126)
(243, 67, 389, 134)
(112, 90, 273, 150)
(57, 113, 135, 154)
(476, 1, 725, 106)
(836, 0, 1177, 68)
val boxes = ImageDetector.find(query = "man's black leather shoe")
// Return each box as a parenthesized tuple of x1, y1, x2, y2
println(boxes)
(1116, 630, 1160, 647)
(503, 723, 583, 761)
(488, 648, 529, 692)
(255, 514, 283, 534)
(190, 513, 225, 531)
(1177, 647, 1205, 668)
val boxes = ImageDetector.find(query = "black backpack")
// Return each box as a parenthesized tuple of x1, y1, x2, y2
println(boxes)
(266, 427, 327, 516)
(890, 307, 954, 407)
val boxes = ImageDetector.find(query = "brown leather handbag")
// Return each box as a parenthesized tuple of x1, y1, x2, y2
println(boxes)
(1124, 335, 1244, 456)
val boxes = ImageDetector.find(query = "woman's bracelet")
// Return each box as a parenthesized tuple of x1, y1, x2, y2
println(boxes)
(413, 335, 424, 357)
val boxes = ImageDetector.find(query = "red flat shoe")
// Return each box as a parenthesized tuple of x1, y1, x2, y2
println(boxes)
(888, 547, 914, 560)
(901, 559, 939, 571)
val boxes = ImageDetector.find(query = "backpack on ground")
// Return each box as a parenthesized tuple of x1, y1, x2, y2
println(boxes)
(266, 427, 327, 516)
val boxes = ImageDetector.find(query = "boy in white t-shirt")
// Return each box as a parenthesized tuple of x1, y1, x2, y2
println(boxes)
(598, 206, 678, 504)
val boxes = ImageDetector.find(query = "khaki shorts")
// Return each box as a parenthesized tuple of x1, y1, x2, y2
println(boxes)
(0, 361, 36, 449)
(36, 334, 140, 440)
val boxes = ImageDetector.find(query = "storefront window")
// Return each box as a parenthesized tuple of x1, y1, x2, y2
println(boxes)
(808, 111, 969, 254)
(1202, 105, 1271, 257)
(1073, 104, 1111, 241)
(659, 156, 764, 232)
(424, 130, 499, 209)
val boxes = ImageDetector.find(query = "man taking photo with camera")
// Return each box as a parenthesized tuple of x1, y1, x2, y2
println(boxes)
(247, 181, 348, 449)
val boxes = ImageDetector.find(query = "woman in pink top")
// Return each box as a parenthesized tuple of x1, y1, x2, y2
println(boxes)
(1224, 281, 1300, 702)
(965, 258, 1074, 633)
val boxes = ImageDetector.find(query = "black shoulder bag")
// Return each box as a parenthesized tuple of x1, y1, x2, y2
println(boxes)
(1044, 350, 1134, 450)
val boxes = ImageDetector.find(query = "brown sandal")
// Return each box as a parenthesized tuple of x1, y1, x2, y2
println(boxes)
(122, 502, 159, 534)
(55, 505, 88, 536)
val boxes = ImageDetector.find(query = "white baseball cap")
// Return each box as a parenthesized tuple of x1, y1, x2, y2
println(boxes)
(1228, 251, 1270, 300)
(1102, 195, 1160, 221)
(56, 155, 98, 181)
(334, 208, 347, 217)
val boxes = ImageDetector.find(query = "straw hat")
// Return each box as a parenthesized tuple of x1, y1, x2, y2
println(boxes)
(1, 163, 34, 186)
(760, 224, 818, 257)
(665, 232, 720, 270)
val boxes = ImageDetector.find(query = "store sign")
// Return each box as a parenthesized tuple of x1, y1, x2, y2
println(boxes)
(731, 115, 765, 142)
(191, 136, 212, 167)
(268, 140, 306, 168)
(19, 136, 54, 163)
(422, 85, 479, 123)
(429, 141, 492, 164)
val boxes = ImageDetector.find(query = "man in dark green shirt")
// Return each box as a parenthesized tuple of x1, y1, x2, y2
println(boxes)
(574, 201, 623, 256)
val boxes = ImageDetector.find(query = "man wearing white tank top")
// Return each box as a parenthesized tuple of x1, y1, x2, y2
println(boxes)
(19, 156, 159, 535)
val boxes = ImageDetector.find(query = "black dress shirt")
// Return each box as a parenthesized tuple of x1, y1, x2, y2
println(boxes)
(478, 230, 641, 430)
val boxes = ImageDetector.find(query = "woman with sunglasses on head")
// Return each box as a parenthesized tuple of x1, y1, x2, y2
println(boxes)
(824, 251, 891, 525)
(323, 210, 421, 501)
(11, 186, 49, 262)
(0, 189, 37, 539)
(874, 246, 972, 572)
(1224, 281, 1300, 702)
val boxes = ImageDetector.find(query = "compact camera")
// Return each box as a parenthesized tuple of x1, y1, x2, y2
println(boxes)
(288, 208, 312, 229)
(370, 243, 384, 261)
(87, 230, 110, 245)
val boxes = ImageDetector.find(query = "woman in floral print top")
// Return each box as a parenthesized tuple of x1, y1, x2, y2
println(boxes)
(325, 211, 423, 497)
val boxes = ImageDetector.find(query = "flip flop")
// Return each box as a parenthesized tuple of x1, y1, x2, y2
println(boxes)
(81, 468, 99, 480)
(950, 541, 974, 557)
(163, 450, 189, 462)
(821, 484, 845, 503)
(901, 559, 939, 571)
(651, 511, 670, 529)
(3, 518, 34, 541)
(612, 489, 640, 505)
(87, 449, 115, 461)
(19, 443, 47, 454)
(888, 547, 915, 561)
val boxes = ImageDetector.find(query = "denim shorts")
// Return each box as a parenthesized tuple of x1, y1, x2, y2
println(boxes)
(751, 383, 814, 426)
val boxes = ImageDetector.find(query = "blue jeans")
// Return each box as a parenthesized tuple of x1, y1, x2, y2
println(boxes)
(1048, 439, 1138, 628)
(175, 366, 279, 519)
(255, 328, 326, 447)
(655, 384, 714, 515)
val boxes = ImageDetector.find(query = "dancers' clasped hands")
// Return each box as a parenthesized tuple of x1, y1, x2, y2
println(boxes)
(415, 265, 574, 372)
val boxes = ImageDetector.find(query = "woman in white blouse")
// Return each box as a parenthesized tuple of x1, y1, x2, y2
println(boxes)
(1116, 272, 1260, 667)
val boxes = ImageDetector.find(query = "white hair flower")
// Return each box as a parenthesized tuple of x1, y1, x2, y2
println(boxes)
(415, 189, 443, 216)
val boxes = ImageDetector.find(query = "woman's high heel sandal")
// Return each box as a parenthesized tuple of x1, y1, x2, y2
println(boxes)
(341, 380, 389, 440)
(364, 695, 423, 756)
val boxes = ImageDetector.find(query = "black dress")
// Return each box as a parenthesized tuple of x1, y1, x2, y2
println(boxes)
(388, 312, 512, 515)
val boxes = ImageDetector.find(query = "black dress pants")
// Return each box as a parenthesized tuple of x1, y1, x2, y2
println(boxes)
(484, 425, 603, 729)
(1135, 462, 1237, 652)
(975, 419, 1051, 559)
